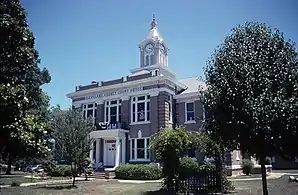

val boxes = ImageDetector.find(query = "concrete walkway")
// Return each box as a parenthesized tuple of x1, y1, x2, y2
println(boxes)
(117, 179, 163, 184)
(0, 177, 98, 188)
(229, 173, 285, 181)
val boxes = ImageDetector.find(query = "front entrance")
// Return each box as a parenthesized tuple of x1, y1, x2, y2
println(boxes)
(106, 143, 116, 166)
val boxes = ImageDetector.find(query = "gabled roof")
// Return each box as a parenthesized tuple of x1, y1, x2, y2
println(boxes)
(178, 77, 206, 94)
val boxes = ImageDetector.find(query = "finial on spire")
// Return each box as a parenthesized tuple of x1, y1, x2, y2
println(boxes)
(150, 13, 157, 29)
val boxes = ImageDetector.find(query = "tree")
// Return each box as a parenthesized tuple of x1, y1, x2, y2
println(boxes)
(51, 109, 95, 186)
(0, 0, 51, 173)
(151, 127, 191, 193)
(203, 21, 298, 195)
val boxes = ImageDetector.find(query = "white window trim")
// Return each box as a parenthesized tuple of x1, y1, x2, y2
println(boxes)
(129, 137, 150, 161)
(169, 95, 173, 124)
(82, 103, 97, 121)
(185, 101, 196, 124)
(131, 95, 150, 124)
(104, 99, 121, 123)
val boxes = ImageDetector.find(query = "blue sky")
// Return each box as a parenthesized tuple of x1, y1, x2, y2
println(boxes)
(21, 0, 298, 109)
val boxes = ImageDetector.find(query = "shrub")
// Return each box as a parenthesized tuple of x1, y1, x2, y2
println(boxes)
(11, 181, 21, 187)
(48, 165, 73, 177)
(115, 164, 162, 180)
(179, 157, 199, 179)
(199, 163, 216, 172)
(241, 159, 253, 175)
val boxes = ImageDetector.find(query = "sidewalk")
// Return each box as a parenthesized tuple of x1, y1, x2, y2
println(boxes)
(229, 173, 284, 181)
(0, 177, 98, 188)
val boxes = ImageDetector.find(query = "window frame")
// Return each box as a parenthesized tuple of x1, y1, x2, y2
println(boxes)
(131, 95, 150, 124)
(104, 99, 122, 123)
(168, 95, 173, 124)
(82, 103, 97, 120)
(185, 101, 195, 123)
(130, 137, 150, 161)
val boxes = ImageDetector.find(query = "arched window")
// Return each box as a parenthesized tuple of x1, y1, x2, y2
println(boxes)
(145, 55, 149, 66)
(150, 54, 154, 65)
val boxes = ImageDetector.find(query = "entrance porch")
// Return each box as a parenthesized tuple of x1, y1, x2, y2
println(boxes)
(89, 129, 128, 170)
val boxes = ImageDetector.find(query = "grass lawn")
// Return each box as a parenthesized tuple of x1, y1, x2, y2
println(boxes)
(0, 174, 70, 185)
(1, 176, 298, 195)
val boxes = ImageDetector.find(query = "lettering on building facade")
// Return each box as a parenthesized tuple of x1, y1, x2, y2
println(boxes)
(85, 87, 143, 100)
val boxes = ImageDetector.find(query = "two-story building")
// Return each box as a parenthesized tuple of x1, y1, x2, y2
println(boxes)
(66, 16, 244, 174)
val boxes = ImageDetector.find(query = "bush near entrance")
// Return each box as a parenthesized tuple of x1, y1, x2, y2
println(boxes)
(115, 164, 162, 180)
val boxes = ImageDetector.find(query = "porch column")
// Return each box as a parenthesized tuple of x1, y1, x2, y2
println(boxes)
(121, 137, 126, 164)
(95, 139, 100, 163)
(89, 141, 94, 162)
(115, 137, 121, 167)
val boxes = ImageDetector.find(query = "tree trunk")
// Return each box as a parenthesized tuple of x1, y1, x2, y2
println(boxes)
(260, 155, 269, 195)
(216, 150, 224, 193)
(71, 163, 76, 187)
(5, 154, 13, 175)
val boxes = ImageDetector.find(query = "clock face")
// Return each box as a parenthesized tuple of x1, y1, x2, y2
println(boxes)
(145, 44, 154, 53)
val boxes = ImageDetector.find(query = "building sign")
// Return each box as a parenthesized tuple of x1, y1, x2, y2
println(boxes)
(85, 87, 143, 100)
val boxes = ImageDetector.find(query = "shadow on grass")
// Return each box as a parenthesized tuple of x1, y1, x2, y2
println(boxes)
(142, 189, 213, 195)
(142, 189, 171, 195)
(37, 184, 78, 190)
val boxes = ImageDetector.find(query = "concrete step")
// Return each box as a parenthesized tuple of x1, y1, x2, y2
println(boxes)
(89, 172, 106, 179)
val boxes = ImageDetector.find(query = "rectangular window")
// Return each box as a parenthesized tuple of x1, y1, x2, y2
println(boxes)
(130, 137, 150, 161)
(131, 95, 150, 123)
(105, 100, 122, 124)
(185, 102, 195, 122)
(82, 103, 97, 120)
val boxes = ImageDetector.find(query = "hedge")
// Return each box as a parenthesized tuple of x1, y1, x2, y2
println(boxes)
(179, 157, 216, 179)
(48, 165, 73, 177)
(115, 164, 162, 180)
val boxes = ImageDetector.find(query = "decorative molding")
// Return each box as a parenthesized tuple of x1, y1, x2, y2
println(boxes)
(149, 91, 159, 96)
(72, 103, 81, 108)
(73, 87, 175, 105)
(67, 74, 187, 100)
(121, 96, 130, 101)
(96, 100, 104, 104)
(138, 130, 142, 138)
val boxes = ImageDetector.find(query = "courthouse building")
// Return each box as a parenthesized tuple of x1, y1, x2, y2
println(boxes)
(66, 16, 244, 173)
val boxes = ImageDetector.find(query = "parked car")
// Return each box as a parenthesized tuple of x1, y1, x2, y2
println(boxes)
(23, 165, 33, 172)
(28, 164, 43, 173)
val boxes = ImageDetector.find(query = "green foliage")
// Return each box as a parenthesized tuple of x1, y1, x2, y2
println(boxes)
(151, 127, 191, 191)
(203, 21, 298, 194)
(0, 0, 52, 172)
(11, 181, 21, 187)
(48, 165, 73, 177)
(179, 157, 199, 179)
(115, 164, 162, 180)
(204, 21, 298, 156)
(199, 163, 216, 172)
(42, 159, 56, 173)
(241, 159, 254, 175)
(50, 109, 95, 185)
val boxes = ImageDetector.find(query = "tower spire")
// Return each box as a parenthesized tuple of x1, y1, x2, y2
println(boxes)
(150, 13, 157, 29)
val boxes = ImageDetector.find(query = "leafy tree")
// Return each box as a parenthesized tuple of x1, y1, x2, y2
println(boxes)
(51, 109, 95, 186)
(0, 0, 51, 173)
(203, 21, 298, 195)
(151, 127, 191, 193)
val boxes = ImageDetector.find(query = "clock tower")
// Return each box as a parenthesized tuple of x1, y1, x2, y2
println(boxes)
(139, 15, 168, 68)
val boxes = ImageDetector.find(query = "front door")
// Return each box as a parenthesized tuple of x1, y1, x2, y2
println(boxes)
(106, 143, 116, 166)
